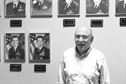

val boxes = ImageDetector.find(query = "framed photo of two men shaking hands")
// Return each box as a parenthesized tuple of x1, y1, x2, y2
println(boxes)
(5, 0, 26, 18)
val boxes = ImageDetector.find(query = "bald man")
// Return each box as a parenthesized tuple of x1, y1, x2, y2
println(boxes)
(58, 27, 110, 84)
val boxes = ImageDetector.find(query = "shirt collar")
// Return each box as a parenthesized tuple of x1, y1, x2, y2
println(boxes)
(75, 47, 91, 59)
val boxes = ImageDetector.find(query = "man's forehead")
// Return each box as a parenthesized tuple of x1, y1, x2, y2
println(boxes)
(75, 27, 91, 35)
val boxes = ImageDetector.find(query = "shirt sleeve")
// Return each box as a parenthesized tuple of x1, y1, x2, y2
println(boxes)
(58, 56, 66, 84)
(97, 57, 110, 84)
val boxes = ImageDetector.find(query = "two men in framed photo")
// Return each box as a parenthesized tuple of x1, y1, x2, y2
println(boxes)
(5, 33, 50, 63)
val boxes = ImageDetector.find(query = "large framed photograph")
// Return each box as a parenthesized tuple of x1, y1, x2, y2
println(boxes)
(5, 0, 26, 18)
(58, 0, 80, 17)
(86, 0, 109, 17)
(116, 0, 126, 16)
(5, 33, 25, 62)
(31, 0, 52, 18)
(29, 33, 50, 63)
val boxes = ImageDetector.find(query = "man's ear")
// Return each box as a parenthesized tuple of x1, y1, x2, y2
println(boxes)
(90, 36, 94, 43)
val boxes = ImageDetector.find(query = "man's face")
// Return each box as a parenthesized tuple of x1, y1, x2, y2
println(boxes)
(75, 28, 92, 53)
(12, 37, 19, 47)
(37, 38, 44, 47)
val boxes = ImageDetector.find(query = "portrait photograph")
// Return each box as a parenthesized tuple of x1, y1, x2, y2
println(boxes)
(116, 0, 126, 16)
(29, 33, 50, 63)
(58, 0, 80, 17)
(86, 0, 109, 17)
(31, 0, 52, 18)
(5, 33, 25, 62)
(5, 0, 26, 18)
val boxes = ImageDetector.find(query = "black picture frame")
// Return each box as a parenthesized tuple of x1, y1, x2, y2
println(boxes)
(86, 0, 109, 17)
(115, 0, 126, 16)
(29, 33, 50, 63)
(58, 0, 80, 17)
(5, 33, 25, 62)
(31, 0, 52, 18)
(5, 0, 26, 18)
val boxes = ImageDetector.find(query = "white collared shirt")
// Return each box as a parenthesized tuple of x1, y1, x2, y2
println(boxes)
(58, 47, 110, 84)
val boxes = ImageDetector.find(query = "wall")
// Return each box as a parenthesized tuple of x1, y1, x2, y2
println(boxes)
(0, 0, 126, 84)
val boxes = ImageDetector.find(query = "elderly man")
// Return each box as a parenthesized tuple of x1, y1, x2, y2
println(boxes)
(58, 27, 110, 84)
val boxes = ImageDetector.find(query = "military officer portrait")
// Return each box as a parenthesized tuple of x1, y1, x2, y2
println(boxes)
(86, 0, 109, 16)
(58, 0, 80, 17)
(5, 33, 25, 62)
(29, 33, 50, 63)
(5, 0, 26, 17)
(116, 0, 126, 16)
(31, 0, 52, 17)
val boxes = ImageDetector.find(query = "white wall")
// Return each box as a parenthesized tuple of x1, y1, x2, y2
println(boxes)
(0, 0, 126, 84)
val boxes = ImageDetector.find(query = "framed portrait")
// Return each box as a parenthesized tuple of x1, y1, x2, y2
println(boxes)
(5, 0, 26, 18)
(58, 0, 80, 17)
(116, 0, 126, 16)
(5, 33, 25, 62)
(86, 0, 109, 17)
(31, 0, 52, 18)
(29, 33, 50, 63)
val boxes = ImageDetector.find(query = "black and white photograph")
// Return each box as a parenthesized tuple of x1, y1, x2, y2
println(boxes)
(86, 0, 109, 17)
(31, 0, 52, 17)
(58, 0, 80, 17)
(116, 0, 126, 16)
(5, 0, 26, 18)
(29, 33, 50, 63)
(5, 33, 25, 62)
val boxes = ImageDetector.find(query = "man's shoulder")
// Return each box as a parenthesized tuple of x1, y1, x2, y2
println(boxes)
(63, 47, 75, 55)
(91, 48, 105, 58)
(7, 2, 13, 6)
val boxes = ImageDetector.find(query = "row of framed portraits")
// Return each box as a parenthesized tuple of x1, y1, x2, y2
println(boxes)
(0, 0, 126, 18)
(1, 33, 50, 63)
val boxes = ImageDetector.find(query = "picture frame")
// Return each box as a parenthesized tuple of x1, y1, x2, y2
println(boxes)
(58, 0, 80, 17)
(86, 0, 109, 17)
(29, 33, 50, 63)
(31, 0, 52, 18)
(116, 0, 126, 16)
(5, 0, 26, 18)
(5, 33, 25, 62)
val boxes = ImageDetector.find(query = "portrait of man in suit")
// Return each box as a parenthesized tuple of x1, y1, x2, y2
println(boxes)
(5, 33, 25, 62)
(86, 0, 109, 16)
(6, 0, 25, 17)
(31, 0, 52, 17)
(116, 0, 126, 15)
(29, 33, 50, 63)
(58, 0, 80, 16)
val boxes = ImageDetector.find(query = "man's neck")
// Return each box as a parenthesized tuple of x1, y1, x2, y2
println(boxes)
(76, 47, 91, 59)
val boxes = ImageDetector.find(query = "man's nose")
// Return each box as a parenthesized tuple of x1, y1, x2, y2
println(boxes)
(79, 36, 83, 41)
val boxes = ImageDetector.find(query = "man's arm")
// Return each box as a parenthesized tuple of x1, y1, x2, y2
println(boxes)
(58, 56, 66, 84)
